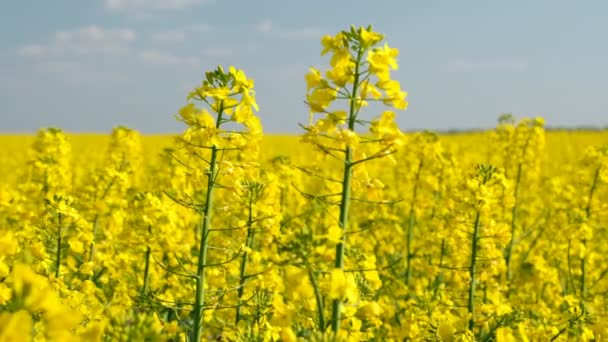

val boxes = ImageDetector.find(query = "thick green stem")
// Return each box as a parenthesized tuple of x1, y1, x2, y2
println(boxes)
(567, 240, 574, 294)
(88, 174, 119, 262)
(505, 163, 523, 281)
(331, 146, 353, 333)
(308, 268, 326, 330)
(580, 255, 586, 307)
(468, 210, 481, 332)
(429, 167, 445, 221)
(235, 195, 255, 325)
(439, 238, 446, 269)
(280, 187, 286, 213)
(141, 225, 152, 298)
(432, 238, 447, 299)
(331, 47, 362, 333)
(88, 215, 99, 262)
(585, 167, 600, 219)
(142, 246, 151, 297)
(55, 213, 63, 278)
(406, 159, 423, 287)
(580, 166, 601, 309)
(192, 104, 224, 342)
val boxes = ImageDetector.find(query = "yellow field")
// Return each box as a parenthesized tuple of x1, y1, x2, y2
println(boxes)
(0, 130, 605, 181)
(1, 26, 608, 341)
(0, 126, 607, 341)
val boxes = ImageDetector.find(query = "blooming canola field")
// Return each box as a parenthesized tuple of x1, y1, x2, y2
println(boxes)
(1, 26, 608, 341)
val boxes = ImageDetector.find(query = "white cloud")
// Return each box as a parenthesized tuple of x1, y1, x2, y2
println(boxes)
(447, 60, 529, 72)
(150, 24, 213, 43)
(187, 24, 213, 33)
(152, 30, 187, 42)
(255, 20, 323, 40)
(139, 50, 200, 67)
(34, 61, 129, 84)
(256, 19, 273, 33)
(264, 63, 309, 81)
(278, 28, 324, 40)
(19, 26, 136, 57)
(104, 0, 204, 10)
(202, 47, 233, 57)
(18, 45, 46, 57)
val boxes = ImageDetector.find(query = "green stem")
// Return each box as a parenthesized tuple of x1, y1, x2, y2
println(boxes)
(406, 159, 423, 287)
(88, 215, 99, 262)
(236, 194, 256, 324)
(192, 103, 224, 342)
(331, 47, 363, 333)
(429, 167, 445, 221)
(567, 240, 574, 294)
(505, 163, 523, 281)
(439, 238, 446, 269)
(580, 166, 601, 309)
(432, 238, 447, 299)
(55, 213, 63, 278)
(520, 210, 549, 263)
(142, 246, 151, 297)
(280, 187, 286, 213)
(308, 268, 326, 330)
(468, 210, 481, 332)
(580, 254, 586, 308)
(88, 173, 119, 262)
(141, 225, 152, 298)
(584, 166, 601, 219)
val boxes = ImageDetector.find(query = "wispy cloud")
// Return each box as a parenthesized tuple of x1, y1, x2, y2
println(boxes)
(152, 30, 186, 42)
(202, 47, 233, 57)
(447, 60, 529, 72)
(278, 27, 324, 40)
(255, 20, 323, 40)
(19, 26, 136, 57)
(150, 24, 213, 43)
(34, 61, 129, 84)
(187, 24, 213, 33)
(18, 45, 46, 57)
(256, 19, 273, 33)
(104, 0, 204, 11)
(263, 63, 309, 81)
(139, 50, 200, 67)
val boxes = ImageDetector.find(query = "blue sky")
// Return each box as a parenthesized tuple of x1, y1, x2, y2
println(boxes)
(1, 0, 607, 133)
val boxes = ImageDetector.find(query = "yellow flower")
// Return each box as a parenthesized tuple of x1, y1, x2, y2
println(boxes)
(30, 241, 47, 260)
(321, 32, 345, 55)
(163, 320, 182, 334)
(229, 65, 254, 90)
(307, 88, 338, 113)
(68, 237, 84, 254)
(326, 64, 353, 87)
(79, 261, 95, 276)
(377, 79, 408, 110)
(0, 233, 19, 257)
(356, 301, 383, 319)
(359, 79, 382, 100)
(0, 261, 9, 279)
(337, 129, 360, 149)
(326, 225, 343, 244)
(367, 43, 399, 73)
(79, 322, 105, 341)
(280, 327, 298, 342)
(360, 27, 384, 47)
(437, 322, 455, 341)
(0, 284, 11, 305)
(328, 269, 359, 303)
(233, 104, 253, 123)
(0, 310, 32, 341)
(305, 67, 323, 90)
